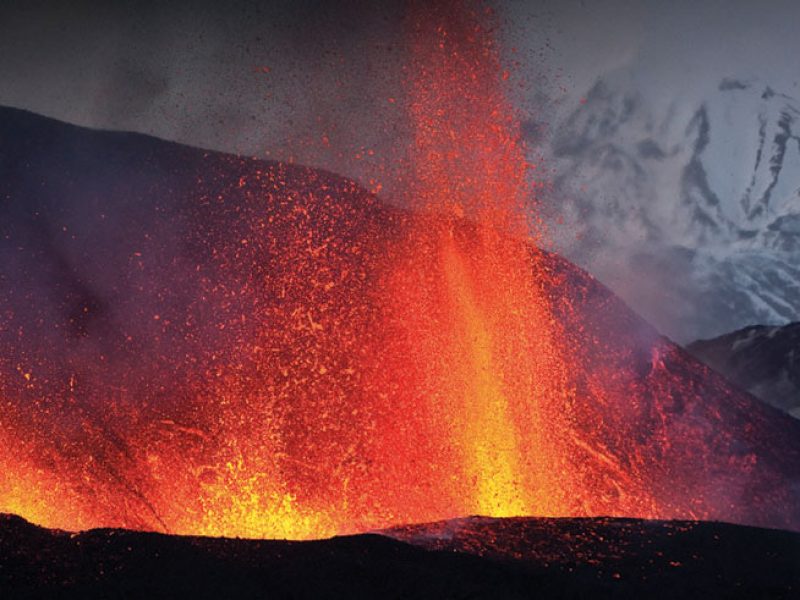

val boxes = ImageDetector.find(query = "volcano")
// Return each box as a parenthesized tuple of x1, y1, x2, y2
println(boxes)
(1, 104, 800, 538)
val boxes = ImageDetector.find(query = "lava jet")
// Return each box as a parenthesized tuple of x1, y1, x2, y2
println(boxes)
(1, 1, 799, 545)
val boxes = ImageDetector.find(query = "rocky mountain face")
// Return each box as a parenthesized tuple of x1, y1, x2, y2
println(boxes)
(688, 322, 800, 419)
(2, 106, 800, 535)
(542, 73, 800, 343)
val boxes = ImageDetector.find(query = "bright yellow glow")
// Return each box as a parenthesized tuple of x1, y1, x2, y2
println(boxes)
(441, 235, 527, 517)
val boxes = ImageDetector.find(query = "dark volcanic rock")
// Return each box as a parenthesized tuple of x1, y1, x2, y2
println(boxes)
(1, 514, 799, 599)
(688, 322, 800, 418)
(1, 105, 800, 535)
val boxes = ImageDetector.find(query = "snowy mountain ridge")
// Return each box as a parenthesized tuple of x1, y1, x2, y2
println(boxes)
(541, 72, 800, 342)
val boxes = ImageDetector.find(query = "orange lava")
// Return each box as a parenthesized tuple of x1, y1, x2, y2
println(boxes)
(3, 0, 799, 538)
(397, 2, 576, 518)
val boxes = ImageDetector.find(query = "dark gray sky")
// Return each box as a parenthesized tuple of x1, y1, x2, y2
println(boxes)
(0, 0, 409, 196)
(2, 0, 800, 193)
(508, 0, 800, 107)
(3, 0, 800, 342)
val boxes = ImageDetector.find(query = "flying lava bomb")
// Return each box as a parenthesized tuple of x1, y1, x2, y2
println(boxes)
(1, 1, 799, 540)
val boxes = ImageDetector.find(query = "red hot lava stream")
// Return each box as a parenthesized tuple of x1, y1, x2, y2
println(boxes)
(1, 1, 799, 538)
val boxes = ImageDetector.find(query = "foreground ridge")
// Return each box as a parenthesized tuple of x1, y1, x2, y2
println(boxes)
(2, 513, 799, 599)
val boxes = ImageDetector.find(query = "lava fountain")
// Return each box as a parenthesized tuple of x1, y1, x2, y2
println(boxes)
(385, 2, 577, 518)
(1, 1, 799, 538)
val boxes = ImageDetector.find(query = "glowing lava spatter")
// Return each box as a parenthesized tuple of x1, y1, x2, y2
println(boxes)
(2, 1, 800, 538)
(399, 1, 576, 518)
(440, 236, 529, 517)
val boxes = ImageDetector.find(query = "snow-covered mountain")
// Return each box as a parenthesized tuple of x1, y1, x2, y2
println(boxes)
(688, 322, 800, 419)
(539, 73, 800, 342)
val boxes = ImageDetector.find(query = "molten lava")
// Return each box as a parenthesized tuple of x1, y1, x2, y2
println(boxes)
(1, 1, 799, 538)
(392, 3, 582, 519)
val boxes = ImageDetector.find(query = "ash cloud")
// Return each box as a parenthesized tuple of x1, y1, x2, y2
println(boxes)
(3, 0, 800, 342)
(0, 0, 411, 199)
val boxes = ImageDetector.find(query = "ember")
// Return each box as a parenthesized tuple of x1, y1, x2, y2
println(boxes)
(1, 0, 799, 539)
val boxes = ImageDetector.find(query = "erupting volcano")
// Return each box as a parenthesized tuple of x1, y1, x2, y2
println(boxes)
(1, 1, 799, 544)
